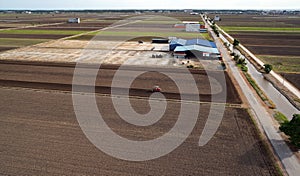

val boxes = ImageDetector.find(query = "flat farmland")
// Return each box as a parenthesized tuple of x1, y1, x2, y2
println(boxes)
(281, 73, 300, 90)
(0, 13, 130, 27)
(211, 14, 300, 89)
(0, 61, 279, 175)
(70, 16, 210, 41)
(0, 62, 241, 104)
(0, 29, 85, 52)
(0, 12, 282, 175)
(0, 13, 132, 52)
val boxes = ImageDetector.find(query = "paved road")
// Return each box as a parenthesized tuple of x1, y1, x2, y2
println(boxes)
(220, 33, 299, 118)
(202, 16, 300, 176)
(216, 23, 300, 98)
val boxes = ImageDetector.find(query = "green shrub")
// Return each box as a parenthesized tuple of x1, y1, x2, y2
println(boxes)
(237, 58, 246, 65)
(233, 55, 239, 61)
(274, 111, 288, 124)
(241, 65, 248, 72)
(264, 64, 273, 74)
(280, 114, 300, 148)
(233, 39, 240, 47)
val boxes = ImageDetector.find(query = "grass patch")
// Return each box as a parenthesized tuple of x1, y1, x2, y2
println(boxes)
(237, 64, 248, 72)
(274, 111, 289, 124)
(258, 55, 300, 73)
(201, 32, 213, 41)
(0, 29, 88, 35)
(243, 72, 276, 109)
(243, 72, 276, 108)
(244, 72, 268, 101)
(97, 31, 206, 38)
(0, 38, 49, 47)
(69, 31, 210, 40)
(222, 26, 300, 33)
(136, 20, 180, 25)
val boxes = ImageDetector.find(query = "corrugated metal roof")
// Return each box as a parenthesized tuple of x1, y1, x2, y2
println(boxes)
(170, 38, 187, 45)
(170, 38, 217, 48)
(186, 39, 217, 48)
(174, 45, 220, 54)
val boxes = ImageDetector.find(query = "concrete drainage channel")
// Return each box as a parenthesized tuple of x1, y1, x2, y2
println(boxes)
(218, 32, 299, 120)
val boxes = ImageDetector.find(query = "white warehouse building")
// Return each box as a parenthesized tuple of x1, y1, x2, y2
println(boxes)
(68, 18, 80, 23)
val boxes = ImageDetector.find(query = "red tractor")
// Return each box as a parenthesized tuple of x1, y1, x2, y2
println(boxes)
(152, 86, 161, 92)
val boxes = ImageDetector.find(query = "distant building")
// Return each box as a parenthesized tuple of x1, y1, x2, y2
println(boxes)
(190, 12, 199, 15)
(184, 9, 194, 13)
(68, 18, 80, 23)
(214, 15, 221, 21)
(182, 21, 199, 24)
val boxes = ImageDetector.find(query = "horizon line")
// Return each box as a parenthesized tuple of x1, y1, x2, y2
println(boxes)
(1, 8, 300, 11)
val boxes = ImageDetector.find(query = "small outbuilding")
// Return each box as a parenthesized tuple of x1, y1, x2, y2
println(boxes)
(68, 18, 80, 23)
(214, 15, 221, 21)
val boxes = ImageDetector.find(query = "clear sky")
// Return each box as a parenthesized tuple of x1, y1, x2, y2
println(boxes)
(0, 0, 299, 10)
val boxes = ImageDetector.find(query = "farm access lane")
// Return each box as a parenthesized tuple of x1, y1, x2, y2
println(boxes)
(202, 15, 300, 176)
(215, 22, 300, 115)
(215, 23, 300, 99)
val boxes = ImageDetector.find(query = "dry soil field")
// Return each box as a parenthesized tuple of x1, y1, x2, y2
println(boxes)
(0, 61, 280, 175)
